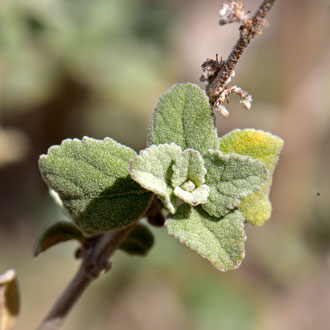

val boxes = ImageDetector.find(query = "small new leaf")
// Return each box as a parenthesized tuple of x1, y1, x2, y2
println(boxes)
(147, 83, 219, 154)
(174, 185, 209, 206)
(39, 137, 153, 236)
(33, 221, 85, 257)
(166, 205, 246, 271)
(171, 149, 207, 187)
(202, 150, 268, 218)
(0, 270, 19, 330)
(130, 145, 210, 211)
(129, 143, 182, 214)
(119, 224, 154, 256)
(172, 149, 209, 205)
(219, 129, 283, 225)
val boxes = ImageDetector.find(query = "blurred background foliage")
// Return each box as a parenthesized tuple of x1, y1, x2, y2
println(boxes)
(0, 0, 330, 329)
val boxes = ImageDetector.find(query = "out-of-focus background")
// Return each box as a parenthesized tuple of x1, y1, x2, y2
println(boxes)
(0, 0, 330, 329)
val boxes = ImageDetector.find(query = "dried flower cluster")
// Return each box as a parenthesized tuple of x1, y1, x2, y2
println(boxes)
(214, 85, 252, 117)
(200, 54, 226, 87)
(201, 0, 273, 117)
(201, 53, 252, 117)
(219, 0, 251, 26)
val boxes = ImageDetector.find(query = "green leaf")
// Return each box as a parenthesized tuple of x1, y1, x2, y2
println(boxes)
(166, 205, 246, 271)
(0, 270, 19, 330)
(219, 129, 283, 225)
(172, 149, 209, 206)
(119, 224, 154, 256)
(171, 149, 207, 187)
(147, 83, 219, 154)
(39, 137, 153, 236)
(174, 185, 210, 206)
(33, 221, 85, 257)
(202, 150, 268, 218)
(129, 143, 181, 214)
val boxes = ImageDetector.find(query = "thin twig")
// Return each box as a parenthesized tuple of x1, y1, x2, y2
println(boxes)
(36, 225, 134, 330)
(206, 0, 276, 104)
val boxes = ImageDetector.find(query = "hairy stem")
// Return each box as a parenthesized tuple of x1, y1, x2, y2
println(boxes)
(36, 225, 133, 330)
(207, 0, 276, 103)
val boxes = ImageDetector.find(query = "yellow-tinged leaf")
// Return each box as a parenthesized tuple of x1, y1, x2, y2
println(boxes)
(219, 129, 283, 226)
(0, 270, 19, 330)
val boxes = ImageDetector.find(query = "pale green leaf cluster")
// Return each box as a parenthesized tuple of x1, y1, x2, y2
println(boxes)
(129, 144, 210, 213)
(133, 83, 283, 270)
(38, 82, 283, 271)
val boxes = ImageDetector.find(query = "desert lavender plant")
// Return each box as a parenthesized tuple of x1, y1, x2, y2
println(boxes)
(0, 1, 282, 330)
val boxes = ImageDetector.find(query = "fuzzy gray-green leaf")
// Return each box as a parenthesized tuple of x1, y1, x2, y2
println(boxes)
(129, 143, 181, 214)
(166, 205, 246, 271)
(174, 185, 209, 206)
(147, 83, 219, 154)
(172, 149, 209, 205)
(202, 150, 268, 218)
(171, 149, 206, 187)
(39, 137, 152, 236)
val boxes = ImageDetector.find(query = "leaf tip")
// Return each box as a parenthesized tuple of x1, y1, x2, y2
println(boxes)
(32, 221, 85, 257)
(0, 269, 16, 283)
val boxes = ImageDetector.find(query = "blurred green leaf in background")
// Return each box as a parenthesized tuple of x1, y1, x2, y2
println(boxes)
(0, 0, 174, 147)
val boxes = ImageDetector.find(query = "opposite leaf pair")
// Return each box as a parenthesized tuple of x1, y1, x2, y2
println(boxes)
(38, 83, 283, 271)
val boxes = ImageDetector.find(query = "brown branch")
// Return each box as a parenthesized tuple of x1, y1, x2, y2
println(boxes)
(36, 225, 134, 330)
(205, 0, 276, 104)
